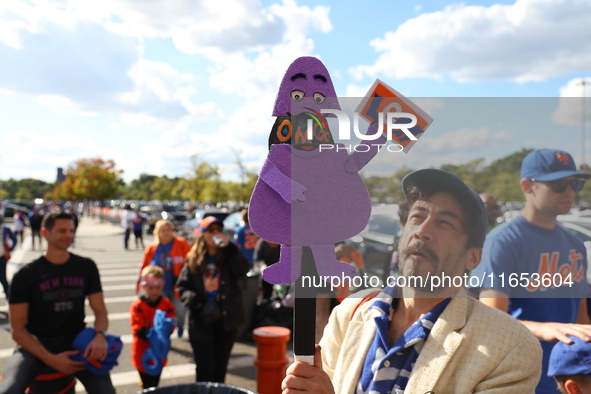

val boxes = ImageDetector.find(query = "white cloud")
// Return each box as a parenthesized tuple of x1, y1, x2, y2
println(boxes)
(269, 0, 331, 40)
(1, 129, 118, 181)
(0, 0, 334, 183)
(361, 127, 514, 177)
(0, 0, 331, 126)
(35, 0, 331, 57)
(345, 83, 371, 97)
(169, 0, 285, 56)
(37, 94, 97, 116)
(0, 1, 47, 49)
(351, 0, 591, 83)
(120, 60, 193, 105)
(0, 8, 223, 127)
(215, 97, 276, 160)
(200, 0, 332, 99)
(419, 127, 514, 152)
(0, 88, 16, 96)
(0, 17, 139, 99)
(552, 77, 591, 127)
(209, 36, 315, 98)
(137, 95, 274, 183)
(409, 98, 445, 116)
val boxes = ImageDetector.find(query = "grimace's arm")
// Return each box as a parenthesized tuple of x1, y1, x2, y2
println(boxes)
(344, 122, 387, 173)
(259, 156, 307, 203)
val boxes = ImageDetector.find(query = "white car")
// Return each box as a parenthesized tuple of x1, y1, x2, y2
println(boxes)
(558, 216, 591, 285)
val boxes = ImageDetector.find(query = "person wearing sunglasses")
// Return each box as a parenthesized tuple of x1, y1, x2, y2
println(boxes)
(176, 216, 249, 384)
(472, 149, 591, 394)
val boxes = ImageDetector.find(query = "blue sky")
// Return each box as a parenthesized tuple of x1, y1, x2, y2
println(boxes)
(0, 0, 590, 183)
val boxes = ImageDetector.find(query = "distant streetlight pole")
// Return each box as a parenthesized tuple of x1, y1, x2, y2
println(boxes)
(578, 79, 589, 206)
(579, 79, 588, 171)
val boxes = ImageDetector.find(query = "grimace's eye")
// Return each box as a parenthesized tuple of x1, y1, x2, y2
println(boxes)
(291, 90, 304, 102)
(313, 92, 325, 104)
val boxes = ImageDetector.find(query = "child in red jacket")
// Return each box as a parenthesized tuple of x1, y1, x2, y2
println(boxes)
(130, 266, 176, 390)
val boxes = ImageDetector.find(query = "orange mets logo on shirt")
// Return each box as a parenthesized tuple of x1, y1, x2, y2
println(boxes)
(526, 249, 585, 291)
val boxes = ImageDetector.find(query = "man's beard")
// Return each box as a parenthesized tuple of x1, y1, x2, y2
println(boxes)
(398, 240, 440, 293)
(398, 241, 466, 294)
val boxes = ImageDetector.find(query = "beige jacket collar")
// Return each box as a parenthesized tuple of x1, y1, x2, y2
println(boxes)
(333, 288, 470, 394)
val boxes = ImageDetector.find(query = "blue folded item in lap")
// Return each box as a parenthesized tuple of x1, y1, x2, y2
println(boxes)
(70, 328, 123, 376)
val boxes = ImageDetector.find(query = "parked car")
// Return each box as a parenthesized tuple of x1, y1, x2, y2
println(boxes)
(223, 211, 243, 239)
(349, 204, 401, 289)
(192, 208, 229, 223)
(1, 203, 32, 218)
(560, 220, 591, 242)
(558, 216, 591, 285)
(161, 204, 189, 224)
(140, 204, 189, 234)
(180, 209, 230, 243)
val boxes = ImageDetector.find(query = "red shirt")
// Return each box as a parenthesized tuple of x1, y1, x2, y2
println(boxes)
(130, 296, 176, 373)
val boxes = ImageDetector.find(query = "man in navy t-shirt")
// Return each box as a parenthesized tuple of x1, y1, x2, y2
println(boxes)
(473, 149, 591, 394)
(0, 208, 115, 393)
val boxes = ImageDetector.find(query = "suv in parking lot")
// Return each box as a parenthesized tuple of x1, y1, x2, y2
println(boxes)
(140, 204, 188, 234)
(1, 203, 32, 218)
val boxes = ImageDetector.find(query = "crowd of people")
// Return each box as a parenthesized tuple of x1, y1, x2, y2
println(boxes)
(0, 205, 276, 392)
(282, 149, 591, 394)
(2, 149, 591, 393)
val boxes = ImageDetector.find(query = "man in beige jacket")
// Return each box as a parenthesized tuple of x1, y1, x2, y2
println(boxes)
(282, 169, 542, 394)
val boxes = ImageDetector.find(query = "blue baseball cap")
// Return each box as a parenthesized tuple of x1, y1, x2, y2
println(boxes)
(521, 149, 591, 181)
(548, 336, 591, 378)
(401, 169, 488, 241)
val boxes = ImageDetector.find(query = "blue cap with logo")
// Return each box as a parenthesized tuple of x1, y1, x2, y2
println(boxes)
(401, 169, 488, 242)
(521, 149, 591, 181)
(548, 336, 591, 378)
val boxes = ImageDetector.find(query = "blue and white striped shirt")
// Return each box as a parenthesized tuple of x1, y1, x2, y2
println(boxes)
(356, 286, 451, 394)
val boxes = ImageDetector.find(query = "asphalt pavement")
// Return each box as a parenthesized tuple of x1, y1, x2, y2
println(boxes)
(0, 217, 264, 394)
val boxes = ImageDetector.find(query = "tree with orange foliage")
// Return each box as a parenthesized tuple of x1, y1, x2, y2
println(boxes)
(51, 158, 124, 211)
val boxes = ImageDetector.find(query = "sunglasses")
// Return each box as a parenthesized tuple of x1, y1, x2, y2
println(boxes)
(530, 178, 586, 193)
(205, 225, 223, 234)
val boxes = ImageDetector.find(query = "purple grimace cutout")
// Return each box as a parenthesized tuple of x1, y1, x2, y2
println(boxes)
(250, 56, 386, 284)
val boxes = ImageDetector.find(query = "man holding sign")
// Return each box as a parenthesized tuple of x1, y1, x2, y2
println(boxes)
(282, 169, 542, 393)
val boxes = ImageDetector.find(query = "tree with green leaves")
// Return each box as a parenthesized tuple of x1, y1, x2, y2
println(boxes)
(178, 155, 225, 202)
(151, 176, 182, 201)
(231, 150, 258, 203)
(122, 174, 157, 200)
(51, 158, 124, 213)
(0, 178, 54, 200)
